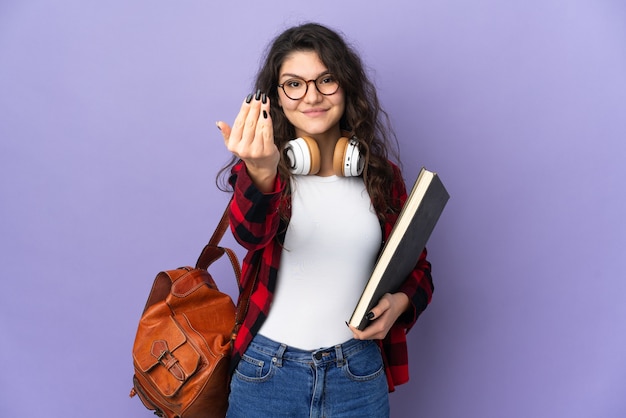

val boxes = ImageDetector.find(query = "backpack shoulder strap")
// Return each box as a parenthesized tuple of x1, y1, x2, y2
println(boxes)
(195, 200, 236, 272)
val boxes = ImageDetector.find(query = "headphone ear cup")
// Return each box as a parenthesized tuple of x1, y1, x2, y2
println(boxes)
(333, 137, 363, 177)
(284, 136, 321, 175)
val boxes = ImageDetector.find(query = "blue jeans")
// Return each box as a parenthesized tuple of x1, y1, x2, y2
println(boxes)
(227, 334, 390, 418)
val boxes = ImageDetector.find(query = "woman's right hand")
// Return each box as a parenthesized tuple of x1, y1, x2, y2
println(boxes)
(217, 90, 279, 193)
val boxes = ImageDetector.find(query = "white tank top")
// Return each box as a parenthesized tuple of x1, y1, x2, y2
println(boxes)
(258, 175, 382, 350)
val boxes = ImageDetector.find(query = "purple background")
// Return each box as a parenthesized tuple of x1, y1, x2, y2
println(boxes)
(1, 1, 625, 417)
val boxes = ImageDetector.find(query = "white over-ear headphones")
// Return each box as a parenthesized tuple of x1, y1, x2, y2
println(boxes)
(283, 136, 364, 176)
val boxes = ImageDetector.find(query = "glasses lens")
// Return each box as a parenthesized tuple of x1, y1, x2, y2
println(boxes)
(316, 74, 339, 95)
(283, 79, 306, 100)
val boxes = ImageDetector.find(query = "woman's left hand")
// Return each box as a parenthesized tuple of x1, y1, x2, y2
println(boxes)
(348, 292, 411, 340)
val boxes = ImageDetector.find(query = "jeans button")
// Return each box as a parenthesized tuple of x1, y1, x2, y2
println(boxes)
(314, 352, 323, 360)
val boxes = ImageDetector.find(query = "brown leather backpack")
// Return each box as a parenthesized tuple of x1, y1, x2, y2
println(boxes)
(130, 204, 254, 418)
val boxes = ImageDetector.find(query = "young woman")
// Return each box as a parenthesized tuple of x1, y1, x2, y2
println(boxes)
(216, 22, 433, 418)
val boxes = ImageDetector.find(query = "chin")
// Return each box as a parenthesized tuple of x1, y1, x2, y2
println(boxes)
(295, 121, 342, 138)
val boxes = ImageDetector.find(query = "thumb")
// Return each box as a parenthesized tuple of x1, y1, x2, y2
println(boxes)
(216, 121, 232, 142)
(366, 293, 393, 321)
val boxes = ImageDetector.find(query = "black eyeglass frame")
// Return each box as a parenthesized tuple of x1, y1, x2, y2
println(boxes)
(277, 73, 340, 100)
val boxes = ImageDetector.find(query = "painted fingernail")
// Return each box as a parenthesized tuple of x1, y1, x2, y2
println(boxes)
(263, 110, 268, 119)
(215, 121, 222, 131)
(262, 93, 267, 104)
(255, 89, 261, 101)
(366, 311, 375, 320)
(245, 94, 253, 104)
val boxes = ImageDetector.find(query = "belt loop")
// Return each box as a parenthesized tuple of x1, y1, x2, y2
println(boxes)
(334, 344, 345, 368)
(272, 343, 287, 368)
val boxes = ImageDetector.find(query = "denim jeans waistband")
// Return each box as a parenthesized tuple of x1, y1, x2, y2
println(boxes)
(251, 333, 375, 367)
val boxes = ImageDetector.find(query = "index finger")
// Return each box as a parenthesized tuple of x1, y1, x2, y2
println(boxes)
(229, 93, 255, 142)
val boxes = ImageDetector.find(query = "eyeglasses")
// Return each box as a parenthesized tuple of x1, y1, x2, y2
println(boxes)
(278, 73, 340, 100)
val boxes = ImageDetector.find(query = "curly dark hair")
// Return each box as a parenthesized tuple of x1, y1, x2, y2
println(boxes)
(218, 22, 401, 221)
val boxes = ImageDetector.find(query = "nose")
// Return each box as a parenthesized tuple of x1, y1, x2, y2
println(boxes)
(302, 80, 322, 102)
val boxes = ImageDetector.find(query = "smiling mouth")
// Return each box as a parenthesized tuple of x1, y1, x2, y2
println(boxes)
(303, 108, 327, 116)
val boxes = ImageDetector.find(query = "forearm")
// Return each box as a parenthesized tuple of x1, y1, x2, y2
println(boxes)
(244, 163, 278, 194)
(397, 248, 433, 328)
(229, 161, 284, 250)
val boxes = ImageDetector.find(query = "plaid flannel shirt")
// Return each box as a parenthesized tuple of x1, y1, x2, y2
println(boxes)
(227, 160, 433, 391)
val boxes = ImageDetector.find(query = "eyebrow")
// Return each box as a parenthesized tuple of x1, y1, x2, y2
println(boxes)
(279, 70, 331, 80)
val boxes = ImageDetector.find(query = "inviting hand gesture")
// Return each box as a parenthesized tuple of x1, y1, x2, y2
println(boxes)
(217, 90, 279, 193)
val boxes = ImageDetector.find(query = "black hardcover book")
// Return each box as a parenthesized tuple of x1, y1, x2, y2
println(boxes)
(349, 167, 449, 330)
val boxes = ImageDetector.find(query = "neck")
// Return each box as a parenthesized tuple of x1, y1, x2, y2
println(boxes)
(311, 129, 342, 176)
